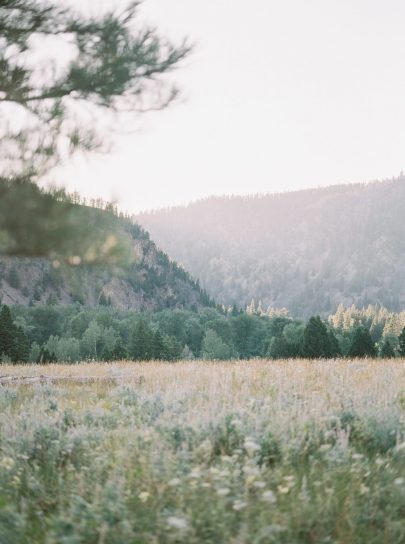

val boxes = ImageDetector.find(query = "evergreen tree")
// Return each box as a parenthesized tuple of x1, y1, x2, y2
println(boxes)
(112, 338, 127, 361)
(7, 267, 20, 289)
(328, 329, 342, 358)
(163, 335, 183, 361)
(0, 305, 15, 357)
(152, 330, 166, 360)
(399, 327, 405, 357)
(348, 327, 377, 358)
(10, 326, 30, 363)
(380, 339, 395, 359)
(268, 336, 291, 359)
(302, 316, 331, 358)
(130, 320, 154, 361)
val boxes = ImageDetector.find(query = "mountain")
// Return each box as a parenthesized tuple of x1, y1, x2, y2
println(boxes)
(0, 213, 213, 312)
(136, 176, 405, 317)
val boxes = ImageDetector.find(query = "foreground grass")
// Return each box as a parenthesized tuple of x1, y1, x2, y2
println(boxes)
(0, 359, 404, 543)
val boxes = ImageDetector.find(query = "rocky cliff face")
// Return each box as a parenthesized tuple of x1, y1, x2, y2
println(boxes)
(0, 223, 213, 311)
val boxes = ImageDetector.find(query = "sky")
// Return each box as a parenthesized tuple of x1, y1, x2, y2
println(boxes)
(58, 0, 405, 213)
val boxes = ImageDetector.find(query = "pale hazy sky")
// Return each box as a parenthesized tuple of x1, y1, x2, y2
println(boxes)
(59, 0, 405, 212)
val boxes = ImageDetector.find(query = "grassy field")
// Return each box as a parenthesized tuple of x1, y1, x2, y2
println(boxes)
(0, 359, 404, 543)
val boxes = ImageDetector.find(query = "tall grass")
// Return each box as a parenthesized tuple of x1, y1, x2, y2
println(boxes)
(0, 359, 404, 543)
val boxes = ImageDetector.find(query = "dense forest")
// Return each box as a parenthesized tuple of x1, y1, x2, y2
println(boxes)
(137, 176, 405, 317)
(1, 303, 404, 363)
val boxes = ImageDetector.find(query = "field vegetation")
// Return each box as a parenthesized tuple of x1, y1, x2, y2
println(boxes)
(0, 359, 405, 543)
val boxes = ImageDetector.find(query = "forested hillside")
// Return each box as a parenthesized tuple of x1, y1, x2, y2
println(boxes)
(0, 205, 213, 312)
(137, 176, 405, 317)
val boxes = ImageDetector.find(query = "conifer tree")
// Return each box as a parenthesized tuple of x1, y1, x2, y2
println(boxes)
(10, 326, 30, 363)
(302, 316, 331, 358)
(380, 339, 395, 359)
(0, 305, 15, 358)
(399, 327, 405, 357)
(152, 330, 166, 360)
(349, 327, 377, 358)
(130, 320, 153, 361)
(328, 329, 342, 358)
(0, 0, 190, 258)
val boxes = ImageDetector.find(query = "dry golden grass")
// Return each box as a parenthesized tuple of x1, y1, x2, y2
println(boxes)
(1, 359, 404, 543)
(1, 358, 404, 426)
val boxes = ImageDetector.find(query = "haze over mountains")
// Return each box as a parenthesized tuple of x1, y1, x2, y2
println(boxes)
(137, 176, 405, 317)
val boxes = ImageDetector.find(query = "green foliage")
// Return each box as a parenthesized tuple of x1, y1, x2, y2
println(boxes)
(380, 339, 395, 359)
(349, 326, 377, 358)
(130, 319, 154, 361)
(0, 0, 190, 260)
(0, 365, 403, 543)
(5, 303, 405, 363)
(0, 304, 29, 362)
(202, 329, 232, 360)
(302, 316, 332, 358)
(0, 0, 190, 176)
(399, 327, 405, 357)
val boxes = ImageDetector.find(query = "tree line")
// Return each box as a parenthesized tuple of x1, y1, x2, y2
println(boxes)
(1, 303, 405, 363)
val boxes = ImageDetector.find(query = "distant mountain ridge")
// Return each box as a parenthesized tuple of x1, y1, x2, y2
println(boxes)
(136, 176, 405, 317)
(0, 213, 214, 312)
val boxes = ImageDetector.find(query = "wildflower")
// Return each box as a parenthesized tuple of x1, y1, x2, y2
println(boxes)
(168, 478, 181, 487)
(244, 438, 260, 454)
(352, 453, 364, 460)
(253, 481, 266, 489)
(189, 468, 202, 479)
(0, 457, 15, 470)
(394, 477, 404, 486)
(233, 500, 247, 511)
(319, 444, 332, 452)
(138, 491, 150, 503)
(221, 455, 233, 463)
(243, 466, 260, 477)
(277, 485, 290, 494)
(167, 516, 188, 531)
(231, 419, 242, 428)
(217, 487, 230, 496)
(262, 490, 277, 503)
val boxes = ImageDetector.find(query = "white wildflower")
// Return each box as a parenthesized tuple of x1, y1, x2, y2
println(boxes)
(168, 478, 181, 487)
(262, 490, 277, 503)
(138, 491, 150, 502)
(253, 481, 266, 489)
(0, 457, 15, 470)
(167, 516, 188, 531)
(352, 453, 364, 460)
(319, 444, 332, 452)
(394, 477, 404, 486)
(244, 438, 260, 455)
(233, 500, 247, 511)
(217, 487, 230, 496)
(277, 485, 290, 494)
(189, 468, 202, 479)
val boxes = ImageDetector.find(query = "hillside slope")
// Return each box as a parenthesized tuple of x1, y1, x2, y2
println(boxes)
(136, 177, 405, 317)
(0, 217, 213, 312)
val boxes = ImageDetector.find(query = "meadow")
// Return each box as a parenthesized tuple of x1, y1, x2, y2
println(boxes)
(0, 359, 404, 543)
